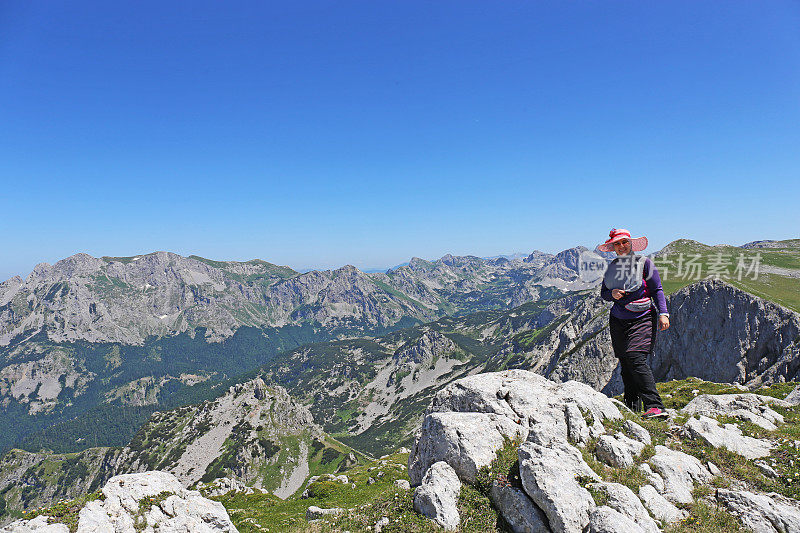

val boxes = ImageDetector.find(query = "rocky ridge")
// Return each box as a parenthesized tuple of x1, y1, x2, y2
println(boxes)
(406, 370, 800, 533)
(0, 248, 589, 349)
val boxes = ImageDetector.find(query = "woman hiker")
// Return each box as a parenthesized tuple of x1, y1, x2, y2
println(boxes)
(598, 228, 670, 418)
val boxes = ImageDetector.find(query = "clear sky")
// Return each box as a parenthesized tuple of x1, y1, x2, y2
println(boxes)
(1, 1, 799, 280)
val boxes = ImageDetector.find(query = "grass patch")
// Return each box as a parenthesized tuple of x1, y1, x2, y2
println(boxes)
(664, 500, 744, 533)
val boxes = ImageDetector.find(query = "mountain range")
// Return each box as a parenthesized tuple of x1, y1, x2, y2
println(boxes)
(1, 237, 800, 526)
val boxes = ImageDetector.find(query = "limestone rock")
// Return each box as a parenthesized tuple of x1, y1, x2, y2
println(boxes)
(684, 415, 773, 459)
(0, 516, 70, 533)
(647, 446, 712, 504)
(71, 471, 238, 532)
(595, 433, 646, 468)
(784, 385, 800, 406)
(650, 279, 800, 387)
(638, 484, 687, 524)
(682, 394, 789, 431)
(202, 477, 261, 497)
(622, 421, 651, 446)
(409, 411, 526, 484)
(637, 464, 665, 494)
(518, 440, 599, 533)
(413, 461, 461, 531)
(564, 402, 590, 446)
(489, 481, 551, 533)
(423, 370, 620, 448)
(394, 479, 410, 490)
(586, 506, 644, 533)
(587, 482, 659, 533)
(716, 488, 800, 533)
(306, 506, 344, 520)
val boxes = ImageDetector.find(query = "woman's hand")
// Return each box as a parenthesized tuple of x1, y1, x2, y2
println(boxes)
(612, 289, 626, 300)
(659, 315, 670, 331)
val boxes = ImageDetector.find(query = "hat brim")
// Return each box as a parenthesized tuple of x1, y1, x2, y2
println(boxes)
(597, 236, 648, 252)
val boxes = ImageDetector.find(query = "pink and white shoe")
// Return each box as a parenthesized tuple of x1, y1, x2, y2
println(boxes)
(642, 407, 668, 419)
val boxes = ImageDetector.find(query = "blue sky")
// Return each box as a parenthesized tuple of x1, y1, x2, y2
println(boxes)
(1, 1, 799, 280)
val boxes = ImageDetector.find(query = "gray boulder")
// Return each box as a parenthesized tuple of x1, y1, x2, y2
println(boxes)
(306, 506, 344, 520)
(424, 370, 621, 447)
(717, 488, 800, 533)
(638, 484, 687, 524)
(682, 394, 789, 431)
(0, 517, 69, 533)
(490, 481, 551, 533)
(647, 446, 712, 504)
(518, 440, 600, 533)
(587, 482, 659, 533)
(409, 411, 526, 485)
(622, 421, 652, 445)
(595, 433, 646, 468)
(413, 461, 461, 531)
(684, 415, 772, 459)
(586, 506, 645, 533)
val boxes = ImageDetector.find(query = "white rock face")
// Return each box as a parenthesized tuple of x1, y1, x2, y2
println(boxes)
(409, 411, 526, 484)
(638, 484, 687, 524)
(586, 506, 645, 533)
(76, 471, 238, 533)
(716, 488, 800, 533)
(0, 516, 70, 533)
(489, 482, 550, 533)
(683, 415, 773, 459)
(682, 394, 789, 431)
(647, 446, 712, 504)
(595, 433, 646, 468)
(518, 440, 599, 533)
(413, 461, 461, 531)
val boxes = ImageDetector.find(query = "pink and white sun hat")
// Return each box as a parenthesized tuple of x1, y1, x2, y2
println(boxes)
(597, 228, 648, 252)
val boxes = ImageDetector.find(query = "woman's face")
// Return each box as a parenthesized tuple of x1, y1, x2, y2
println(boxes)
(613, 238, 631, 256)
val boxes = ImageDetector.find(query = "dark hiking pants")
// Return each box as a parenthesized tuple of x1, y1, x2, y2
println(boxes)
(610, 308, 665, 412)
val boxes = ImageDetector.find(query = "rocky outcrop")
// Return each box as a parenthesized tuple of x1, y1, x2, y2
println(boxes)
(2, 471, 237, 532)
(716, 488, 800, 533)
(595, 432, 646, 468)
(489, 278, 800, 398)
(587, 482, 659, 533)
(489, 481, 550, 533)
(652, 279, 800, 387)
(518, 441, 599, 532)
(408, 371, 630, 532)
(408, 371, 800, 533)
(682, 393, 789, 431)
(683, 415, 772, 459)
(412, 461, 461, 530)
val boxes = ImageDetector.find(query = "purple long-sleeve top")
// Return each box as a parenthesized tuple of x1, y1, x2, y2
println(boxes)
(601, 256, 669, 320)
